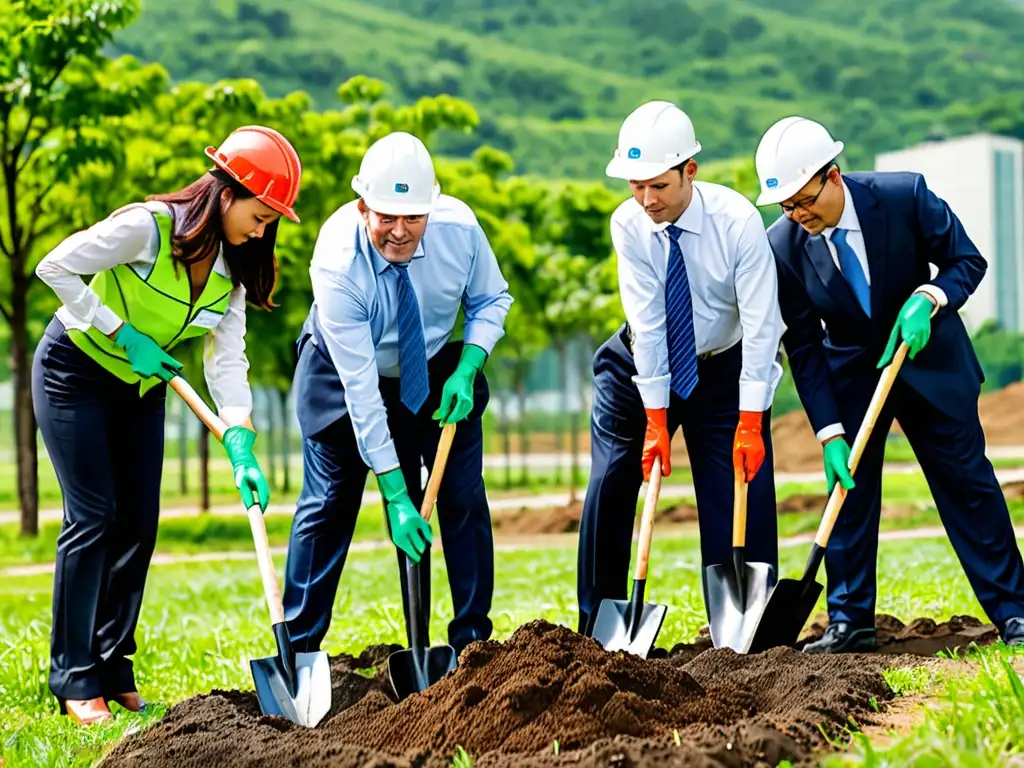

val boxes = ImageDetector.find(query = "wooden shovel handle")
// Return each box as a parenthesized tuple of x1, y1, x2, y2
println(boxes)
(634, 457, 663, 581)
(732, 465, 747, 548)
(420, 422, 456, 523)
(814, 341, 912, 549)
(168, 375, 284, 625)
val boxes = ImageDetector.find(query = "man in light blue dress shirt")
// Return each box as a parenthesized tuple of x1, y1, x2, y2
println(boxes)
(577, 101, 786, 638)
(283, 132, 513, 655)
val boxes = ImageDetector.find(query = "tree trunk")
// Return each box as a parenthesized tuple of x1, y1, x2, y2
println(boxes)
(568, 340, 581, 505)
(178, 399, 188, 495)
(515, 361, 529, 487)
(553, 342, 565, 487)
(501, 389, 512, 491)
(281, 388, 291, 493)
(265, 388, 277, 490)
(11, 266, 39, 537)
(199, 426, 210, 512)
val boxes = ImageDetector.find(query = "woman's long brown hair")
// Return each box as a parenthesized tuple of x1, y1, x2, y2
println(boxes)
(146, 171, 279, 310)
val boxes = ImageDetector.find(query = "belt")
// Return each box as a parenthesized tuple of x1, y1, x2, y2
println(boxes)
(622, 323, 726, 361)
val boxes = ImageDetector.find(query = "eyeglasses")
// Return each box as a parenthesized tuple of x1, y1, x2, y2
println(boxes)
(779, 170, 830, 214)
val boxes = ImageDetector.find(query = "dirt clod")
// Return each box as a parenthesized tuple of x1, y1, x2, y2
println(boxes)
(97, 617, 963, 768)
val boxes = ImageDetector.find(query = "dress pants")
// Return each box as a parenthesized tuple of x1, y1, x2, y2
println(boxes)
(576, 324, 779, 635)
(32, 317, 165, 701)
(282, 341, 494, 654)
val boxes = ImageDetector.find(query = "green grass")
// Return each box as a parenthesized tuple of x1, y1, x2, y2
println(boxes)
(1, 528, 1020, 767)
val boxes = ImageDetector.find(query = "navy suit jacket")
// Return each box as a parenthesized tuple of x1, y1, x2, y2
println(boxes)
(767, 171, 986, 435)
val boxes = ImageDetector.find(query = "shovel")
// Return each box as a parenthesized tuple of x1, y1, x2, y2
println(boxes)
(703, 466, 774, 652)
(591, 456, 667, 658)
(169, 376, 331, 727)
(744, 340, 911, 654)
(388, 422, 459, 701)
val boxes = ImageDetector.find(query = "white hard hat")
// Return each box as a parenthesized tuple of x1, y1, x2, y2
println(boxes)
(351, 131, 440, 216)
(754, 116, 844, 206)
(606, 101, 702, 181)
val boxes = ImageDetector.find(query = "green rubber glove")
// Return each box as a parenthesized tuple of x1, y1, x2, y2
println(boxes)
(222, 426, 271, 512)
(432, 344, 488, 425)
(823, 438, 855, 495)
(878, 293, 935, 368)
(114, 322, 183, 382)
(377, 469, 433, 563)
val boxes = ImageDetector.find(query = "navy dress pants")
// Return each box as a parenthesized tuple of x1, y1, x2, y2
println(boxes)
(32, 317, 165, 701)
(825, 372, 1024, 631)
(577, 324, 779, 635)
(282, 341, 494, 655)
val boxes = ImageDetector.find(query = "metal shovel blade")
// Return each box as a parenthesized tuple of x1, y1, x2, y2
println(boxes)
(251, 649, 332, 727)
(704, 560, 774, 652)
(591, 597, 668, 658)
(744, 576, 824, 654)
(388, 644, 458, 701)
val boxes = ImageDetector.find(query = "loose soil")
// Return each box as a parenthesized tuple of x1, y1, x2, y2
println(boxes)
(99, 613, 997, 768)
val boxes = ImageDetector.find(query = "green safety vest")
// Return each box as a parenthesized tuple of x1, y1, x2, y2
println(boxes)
(66, 204, 235, 396)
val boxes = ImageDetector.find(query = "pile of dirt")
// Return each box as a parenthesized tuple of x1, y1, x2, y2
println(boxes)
(661, 613, 999, 665)
(100, 619, 941, 768)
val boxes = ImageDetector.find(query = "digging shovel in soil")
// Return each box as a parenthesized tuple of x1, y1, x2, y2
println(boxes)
(169, 376, 332, 727)
(745, 341, 911, 654)
(389, 422, 459, 701)
(591, 456, 667, 658)
(703, 467, 774, 652)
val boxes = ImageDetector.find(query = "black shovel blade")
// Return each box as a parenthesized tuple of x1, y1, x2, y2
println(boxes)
(591, 598, 667, 658)
(388, 644, 458, 701)
(744, 576, 823, 654)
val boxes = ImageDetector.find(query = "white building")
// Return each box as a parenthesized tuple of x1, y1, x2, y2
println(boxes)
(874, 133, 1024, 333)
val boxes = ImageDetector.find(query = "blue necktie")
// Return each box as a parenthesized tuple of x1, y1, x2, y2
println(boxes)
(831, 228, 871, 317)
(664, 224, 699, 399)
(393, 264, 429, 414)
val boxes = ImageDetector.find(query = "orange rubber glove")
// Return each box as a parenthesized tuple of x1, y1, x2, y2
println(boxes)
(733, 410, 765, 483)
(642, 407, 671, 481)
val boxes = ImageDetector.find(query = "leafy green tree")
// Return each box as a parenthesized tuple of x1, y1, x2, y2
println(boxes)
(0, 0, 158, 536)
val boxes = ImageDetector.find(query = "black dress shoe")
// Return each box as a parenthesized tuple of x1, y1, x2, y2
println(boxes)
(1002, 617, 1024, 646)
(803, 621, 877, 653)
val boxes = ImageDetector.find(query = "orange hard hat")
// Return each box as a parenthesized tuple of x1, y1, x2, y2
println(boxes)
(204, 125, 302, 223)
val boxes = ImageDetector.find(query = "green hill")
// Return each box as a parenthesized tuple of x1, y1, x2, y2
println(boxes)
(110, 0, 1024, 178)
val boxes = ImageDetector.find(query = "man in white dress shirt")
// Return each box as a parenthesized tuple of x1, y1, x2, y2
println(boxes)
(576, 101, 785, 637)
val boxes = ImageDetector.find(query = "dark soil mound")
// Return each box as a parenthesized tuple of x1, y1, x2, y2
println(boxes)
(99, 619, 919, 768)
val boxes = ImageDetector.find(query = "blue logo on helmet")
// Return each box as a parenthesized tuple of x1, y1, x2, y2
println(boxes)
(627, 147, 641, 159)
(395, 183, 409, 193)
(766, 178, 778, 189)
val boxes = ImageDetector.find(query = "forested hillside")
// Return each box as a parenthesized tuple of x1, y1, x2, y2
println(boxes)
(110, 0, 1024, 177)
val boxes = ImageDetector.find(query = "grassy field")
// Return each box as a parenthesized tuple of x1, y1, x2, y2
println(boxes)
(2, 527, 1023, 767)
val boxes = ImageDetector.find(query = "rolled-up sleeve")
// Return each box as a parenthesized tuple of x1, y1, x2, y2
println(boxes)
(34, 207, 155, 335)
(734, 212, 785, 412)
(204, 284, 253, 428)
(613, 215, 671, 409)
(462, 224, 513, 353)
(311, 262, 399, 475)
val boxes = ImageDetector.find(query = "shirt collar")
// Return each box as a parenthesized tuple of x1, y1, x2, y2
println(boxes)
(650, 184, 704, 237)
(822, 181, 861, 239)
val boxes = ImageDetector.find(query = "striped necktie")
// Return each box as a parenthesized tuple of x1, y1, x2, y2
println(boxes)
(393, 263, 429, 414)
(665, 224, 699, 399)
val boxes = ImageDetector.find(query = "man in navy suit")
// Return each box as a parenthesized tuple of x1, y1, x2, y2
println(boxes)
(753, 116, 1024, 652)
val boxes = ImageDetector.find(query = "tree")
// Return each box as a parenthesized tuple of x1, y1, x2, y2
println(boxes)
(0, 0, 161, 536)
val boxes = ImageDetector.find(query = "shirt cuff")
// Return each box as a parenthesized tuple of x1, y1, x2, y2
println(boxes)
(739, 381, 772, 413)
(815, 422, 846, 443)
(463, 323, 504, 355)
(915, 284, 948, 308)
(365, 439, 401, 476)
(92, 306, 123, 336)
(218, 406, 252, 429)
(631, 373, 671, 410)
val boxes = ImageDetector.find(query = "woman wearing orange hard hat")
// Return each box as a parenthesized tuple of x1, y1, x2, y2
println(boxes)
(32, 125, 302, 725)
